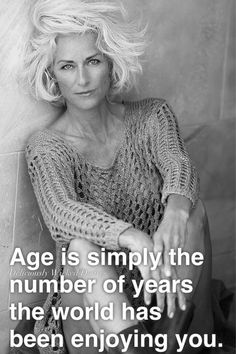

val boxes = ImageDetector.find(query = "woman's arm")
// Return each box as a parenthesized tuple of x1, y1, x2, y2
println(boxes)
(147, 99, 200, 272)
(153, 194, 191, 276)
(147, 99, 199, 207)
(25, 134, 132, 250)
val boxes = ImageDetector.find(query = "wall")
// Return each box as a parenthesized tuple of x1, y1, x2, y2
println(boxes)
(125, 0, 235, 287)
(0, 0, 235, 352)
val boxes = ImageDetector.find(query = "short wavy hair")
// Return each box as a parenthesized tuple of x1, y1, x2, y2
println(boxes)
(23, 0, 146, 106)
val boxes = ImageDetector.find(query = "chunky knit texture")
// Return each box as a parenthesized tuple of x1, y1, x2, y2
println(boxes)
(25, 98, 199, 354)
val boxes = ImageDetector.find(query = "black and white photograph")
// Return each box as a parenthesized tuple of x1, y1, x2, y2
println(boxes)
(0, 0, 235, 353)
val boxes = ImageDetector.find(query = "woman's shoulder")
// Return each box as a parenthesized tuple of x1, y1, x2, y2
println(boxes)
(25, 129, 72, 159)
(126, 97, 166, 108)
(125, 97, 167, 118)
(124, 98, 168, 130)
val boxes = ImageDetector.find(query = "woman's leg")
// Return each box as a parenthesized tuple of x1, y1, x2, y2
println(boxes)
(61, 238, 138, 354)
(169, 199, 214, 353)
(146, 199, 214, 354)
(61, 200, 213, 354)
(179, 198, 214, 335)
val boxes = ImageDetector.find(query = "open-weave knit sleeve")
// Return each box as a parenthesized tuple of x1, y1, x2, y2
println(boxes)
(148, 99, 199, 206)
(25, 134, 132, 250)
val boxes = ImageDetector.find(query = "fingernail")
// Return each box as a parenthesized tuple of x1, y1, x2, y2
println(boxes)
(181, 304, 186, 311)
(165, 270, 171, 277)
(169, 312, 174, 319)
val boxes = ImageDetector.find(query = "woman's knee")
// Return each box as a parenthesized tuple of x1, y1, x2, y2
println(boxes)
(68, 238, 100, 266)
(68, 238, 98, 253)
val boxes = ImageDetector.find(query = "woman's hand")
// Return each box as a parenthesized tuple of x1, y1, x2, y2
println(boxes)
(119, 226, 186, 317)
(153, 194, 192, 278)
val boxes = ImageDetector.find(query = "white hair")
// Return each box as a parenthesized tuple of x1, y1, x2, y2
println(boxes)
(22, 0, 147, 105)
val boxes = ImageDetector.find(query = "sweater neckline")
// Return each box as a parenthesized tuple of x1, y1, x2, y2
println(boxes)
(43, 101, 133, 171)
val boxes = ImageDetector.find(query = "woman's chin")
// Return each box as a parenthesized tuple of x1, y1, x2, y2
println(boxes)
(69, 95, 105, 112)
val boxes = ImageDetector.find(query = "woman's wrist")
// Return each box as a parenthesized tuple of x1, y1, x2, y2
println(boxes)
(165, 194, 192, 219)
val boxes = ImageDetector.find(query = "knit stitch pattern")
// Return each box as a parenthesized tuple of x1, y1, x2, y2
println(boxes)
(25, 98, 199, 353)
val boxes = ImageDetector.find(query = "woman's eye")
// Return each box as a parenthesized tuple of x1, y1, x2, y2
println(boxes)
(88, 59, 100, 65)
(61, 64, 73, 70)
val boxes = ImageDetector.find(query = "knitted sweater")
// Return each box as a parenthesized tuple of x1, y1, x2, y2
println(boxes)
(25, 98, 199, 353)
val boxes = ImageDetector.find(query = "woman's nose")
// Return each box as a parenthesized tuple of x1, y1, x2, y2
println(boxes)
(76, 65, 89, 86)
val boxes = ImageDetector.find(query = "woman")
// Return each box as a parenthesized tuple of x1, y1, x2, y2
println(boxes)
(23, 0, 213, 353)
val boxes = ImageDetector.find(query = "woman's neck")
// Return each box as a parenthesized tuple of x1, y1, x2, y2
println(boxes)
(62, 100, 124, 143)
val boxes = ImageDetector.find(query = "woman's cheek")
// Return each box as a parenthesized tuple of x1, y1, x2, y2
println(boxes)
(57, 79, 72, 94)
(101, 73, 111, 92)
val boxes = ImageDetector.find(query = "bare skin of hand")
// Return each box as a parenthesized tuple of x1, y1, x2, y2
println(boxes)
(119, 227, 186, 318)
(153, 194, 192, 277)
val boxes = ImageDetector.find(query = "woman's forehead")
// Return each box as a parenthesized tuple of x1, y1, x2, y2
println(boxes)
(54, 32, 99, 59)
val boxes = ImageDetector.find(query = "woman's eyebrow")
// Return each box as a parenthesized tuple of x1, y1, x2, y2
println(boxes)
(56, 53, 101, 64)
(86, 52, 101, 60)
(56, 59, 75, 64)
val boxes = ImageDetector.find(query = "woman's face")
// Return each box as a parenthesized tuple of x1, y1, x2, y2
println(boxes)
(53, 32, 110, 112)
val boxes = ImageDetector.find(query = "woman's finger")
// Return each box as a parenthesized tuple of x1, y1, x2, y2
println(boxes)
(152, 268, 165, 312)
(160, 265, 177, 318)
(163, 248, 171, 277)
(139, 264, 152, 306)
(153, 235, 164, 266)
(166, 289, 176, 318)
(172, 266, 186, 311)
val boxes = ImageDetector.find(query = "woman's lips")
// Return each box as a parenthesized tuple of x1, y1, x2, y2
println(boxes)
(75, 89, 95, 96)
